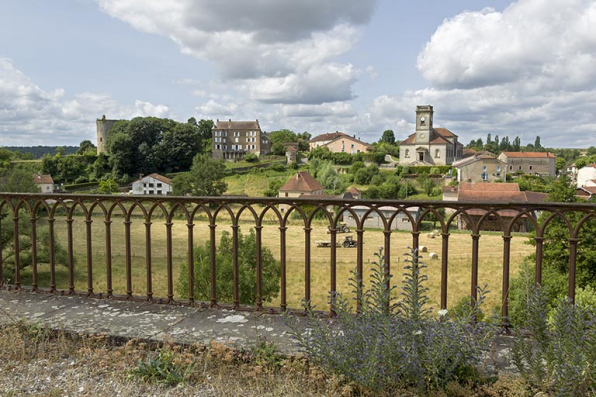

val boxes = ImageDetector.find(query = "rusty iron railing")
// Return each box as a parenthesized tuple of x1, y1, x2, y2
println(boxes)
(1, 193, 595, 325)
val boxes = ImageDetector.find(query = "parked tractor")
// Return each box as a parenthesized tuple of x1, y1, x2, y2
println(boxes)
(327, 222, 351, 234)
(342, 235, 357, 248)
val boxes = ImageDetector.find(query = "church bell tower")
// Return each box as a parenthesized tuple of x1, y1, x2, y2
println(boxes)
(415, 105, 433, 144)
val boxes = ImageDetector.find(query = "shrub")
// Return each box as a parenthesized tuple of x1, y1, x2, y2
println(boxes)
(244, 153, 259, 163)
(286, 248, 496, 393)
(511, 286, 596, 395)
(177, 229, 280, 305)
(129, 347, 195, 386)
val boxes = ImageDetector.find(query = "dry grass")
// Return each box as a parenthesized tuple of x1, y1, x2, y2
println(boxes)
(0, 320, 530, 397)
(18, 211, 534, 312)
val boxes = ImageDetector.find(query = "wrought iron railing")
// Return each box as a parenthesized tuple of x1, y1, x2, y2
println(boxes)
(1, 193, 594, 325)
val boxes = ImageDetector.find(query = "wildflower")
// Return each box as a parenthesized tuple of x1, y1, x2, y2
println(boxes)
(413, 330, 422, 336)
(438, 309, 448, 317)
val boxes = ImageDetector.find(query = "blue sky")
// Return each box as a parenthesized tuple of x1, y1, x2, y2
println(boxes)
(1, 0, 595, 148)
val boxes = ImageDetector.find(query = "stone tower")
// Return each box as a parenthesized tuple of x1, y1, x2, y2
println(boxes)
(415, 105, 433, 144)
(96, 115, 117, 155)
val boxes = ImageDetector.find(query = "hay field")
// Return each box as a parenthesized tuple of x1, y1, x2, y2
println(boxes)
(19, 212, 534, 312)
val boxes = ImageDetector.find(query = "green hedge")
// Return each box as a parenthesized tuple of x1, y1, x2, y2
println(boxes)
(63, 182, 100, 192)
(397, 165, 452, 175)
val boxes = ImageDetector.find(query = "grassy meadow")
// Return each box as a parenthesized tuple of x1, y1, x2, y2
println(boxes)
(17, 207, 535, 312)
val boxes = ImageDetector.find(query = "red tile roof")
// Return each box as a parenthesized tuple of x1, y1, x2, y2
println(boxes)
(279, 171, 324, 192)
(459, 182, 520, 192)
(400, 128, 458, 145)
(33, 174, 54, 185)
(500, 152, 556, 158)
(309, 131, 349, 143)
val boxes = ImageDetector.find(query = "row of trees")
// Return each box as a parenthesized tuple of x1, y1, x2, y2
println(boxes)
(107, 117, 213, 177)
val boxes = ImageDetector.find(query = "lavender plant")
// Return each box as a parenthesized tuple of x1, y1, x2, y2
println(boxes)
(286, 247, 496, 393)
(511, 286, 596, 396)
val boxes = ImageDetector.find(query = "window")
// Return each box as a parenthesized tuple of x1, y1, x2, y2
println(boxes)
(157, 183, 162, 188)
(235, 138, 239, 143)
(143, 183, 147, 187)
(216, 144, 221, 150)
(509, 165, 513, 170)
(481, 172, 488, 180)
(435, 149, 440, 158)
(285, 192, 288, 197)
(405, 149, 410, 158)
(224, 145, 227, 150)
(149, 183, 154, 188)
(497, 165, 501, 172)
(157, 190, 162, 195)
(518, 166, 522, 170)
(529, 165, 533, 171)
(149, 190, 154, 195)
(483, 165, 487, 171)
(100, 137, 103, 142)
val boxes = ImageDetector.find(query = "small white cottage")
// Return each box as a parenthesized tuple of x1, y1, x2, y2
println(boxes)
(131, 173, 173, 195)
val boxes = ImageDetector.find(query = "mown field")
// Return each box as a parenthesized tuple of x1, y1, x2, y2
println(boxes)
(17, 209, 534, 313)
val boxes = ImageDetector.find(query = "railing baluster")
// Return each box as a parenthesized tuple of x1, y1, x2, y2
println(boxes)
(48, 216, 56, 292)
(30, 214, 38, 291)
(165, 220, 174, 303)
(255, 224, 263, 311)
(304, 226, 312, 308)
(441, 232, 450, 310)
(534, 236, 544, 285)
(279, 225, 287, 311)
(66, 217, 74, 294)
(330, 227, 338, 313)
(85, 218, 93, 296)
(209, 223, 217, 307)
(124, 219, 133, 299)
(13, 212, 20, 290)
(186, 221, 194, 305)
(568, 237, 579, 303)
(104, 219, 113, 297)
(501, 234, 512, 327)
(471, 233, 480, 306)
(231, 224, 239, 309)
(145, 220, 153, 301)
(383, 229, 391, 313)
(356, 228, 364, 313)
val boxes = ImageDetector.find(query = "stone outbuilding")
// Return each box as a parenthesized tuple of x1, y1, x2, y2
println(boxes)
(33, 174, 54, 193)
(452, 152, 506, 183)
(497, 152, 556, 177)
(278, 171, 325, 212)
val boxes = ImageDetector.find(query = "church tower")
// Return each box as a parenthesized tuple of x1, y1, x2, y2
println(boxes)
(415, 105, 433, 144)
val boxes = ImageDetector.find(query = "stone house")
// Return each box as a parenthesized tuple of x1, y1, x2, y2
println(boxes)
(497, 152, 556, 177)
(452, 152, 506, 183)
(399, 105, 463, 166)
(576, 164, 596, 188)
(212, 119, 271, 160)
(309, 131, 371, 154)
(131, 173, 173, 195)
(33, 174, 54, 193)
(278, 171, 325, 212)
(343, 206, 420, 231)
(446, 182, 547, 231)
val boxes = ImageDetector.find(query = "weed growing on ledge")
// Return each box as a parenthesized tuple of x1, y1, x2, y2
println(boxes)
(129, 346, 196, 386)
(511, 286, 596, 396)
(286, 247, 497, 394)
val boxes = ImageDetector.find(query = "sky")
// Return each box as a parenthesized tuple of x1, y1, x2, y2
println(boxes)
(1, 0, 595, 148)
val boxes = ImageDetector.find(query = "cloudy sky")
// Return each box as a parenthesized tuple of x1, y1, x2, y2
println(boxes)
(1, 0, 595, 148)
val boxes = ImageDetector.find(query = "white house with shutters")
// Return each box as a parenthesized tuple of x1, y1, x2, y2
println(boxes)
(131, 173, 173, 195)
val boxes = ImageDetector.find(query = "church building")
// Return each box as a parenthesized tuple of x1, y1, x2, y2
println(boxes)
(399, 105, 463, 166)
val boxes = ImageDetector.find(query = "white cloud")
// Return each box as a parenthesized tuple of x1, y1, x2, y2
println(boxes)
(97, 0, 374, 104)
(365, 0, 596, 148)
(0, 58, 171, 145)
